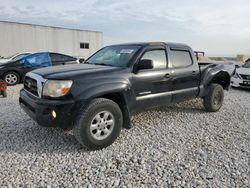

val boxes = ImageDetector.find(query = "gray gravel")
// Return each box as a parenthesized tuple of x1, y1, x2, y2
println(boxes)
(0, 85, 249, 187)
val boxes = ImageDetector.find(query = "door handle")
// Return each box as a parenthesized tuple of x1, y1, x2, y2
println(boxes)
(192, 71, 196, 75)
(164, 73, 171, 79)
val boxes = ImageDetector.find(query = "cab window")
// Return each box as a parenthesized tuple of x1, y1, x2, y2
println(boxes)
(170, 50, 193, 67)
(141, 50, 167, 69)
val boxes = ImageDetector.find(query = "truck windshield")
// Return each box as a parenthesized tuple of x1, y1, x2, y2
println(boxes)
(86, 45, 141, 67)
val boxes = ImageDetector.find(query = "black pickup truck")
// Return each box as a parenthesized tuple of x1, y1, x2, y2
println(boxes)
(19, 42, 231, 150)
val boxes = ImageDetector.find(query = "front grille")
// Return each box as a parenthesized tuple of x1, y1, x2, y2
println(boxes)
(240, 74, 250, 80)
(24, 76, 38, 96)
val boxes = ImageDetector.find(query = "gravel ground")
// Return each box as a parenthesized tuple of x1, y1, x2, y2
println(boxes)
(0, 85, 249, 187)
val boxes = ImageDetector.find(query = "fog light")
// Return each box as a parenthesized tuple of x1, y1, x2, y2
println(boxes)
(51, 110, 57, 119)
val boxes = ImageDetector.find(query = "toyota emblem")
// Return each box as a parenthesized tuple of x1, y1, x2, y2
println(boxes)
(27, 81, 32, 88)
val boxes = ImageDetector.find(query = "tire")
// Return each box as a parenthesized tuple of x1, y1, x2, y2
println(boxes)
(203, 84, 224, 112)
(4, 71, 20, 86)
(73, 98, 123, 150)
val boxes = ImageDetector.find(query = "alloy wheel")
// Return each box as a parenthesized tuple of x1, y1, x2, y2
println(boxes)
(5, 73, 18, 85)
(90, 111, 115, 140)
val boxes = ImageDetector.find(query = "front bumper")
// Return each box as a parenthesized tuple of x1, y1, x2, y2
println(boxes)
(19, 89, 83, 128)
(231, 77, 250, 89)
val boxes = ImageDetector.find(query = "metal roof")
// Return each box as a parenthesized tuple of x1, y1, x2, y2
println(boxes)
(0, 20, 102, 34)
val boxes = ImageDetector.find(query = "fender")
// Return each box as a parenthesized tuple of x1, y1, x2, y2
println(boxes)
(199, 64, 231, 96)
(74, 80, 133, 129)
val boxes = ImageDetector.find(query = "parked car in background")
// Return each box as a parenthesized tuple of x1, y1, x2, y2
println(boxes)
(0, 52, 32, 64)
(0, 52, 78, 85)
(231, 60, 250, 89)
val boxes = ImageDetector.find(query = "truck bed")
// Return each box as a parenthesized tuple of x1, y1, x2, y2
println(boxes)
(198, 61, 235, 76)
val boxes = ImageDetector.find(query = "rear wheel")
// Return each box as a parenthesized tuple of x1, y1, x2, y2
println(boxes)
(73, 98, 123, 150)
(203, 84, 224, 112)
(4, 71, 20, 85)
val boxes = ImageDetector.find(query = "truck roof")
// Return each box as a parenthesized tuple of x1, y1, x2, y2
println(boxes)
(109, 42, 190, 49)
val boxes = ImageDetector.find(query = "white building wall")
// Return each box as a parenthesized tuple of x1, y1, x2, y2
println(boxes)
(0, 21, 103, 58)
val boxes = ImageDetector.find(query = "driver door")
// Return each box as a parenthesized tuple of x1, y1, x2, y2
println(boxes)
(132, 47, 173, 111)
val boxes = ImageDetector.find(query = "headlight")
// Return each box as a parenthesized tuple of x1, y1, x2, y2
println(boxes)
(42, 80, 73, 98)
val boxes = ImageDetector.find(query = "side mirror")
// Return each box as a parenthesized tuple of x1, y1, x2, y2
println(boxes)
(79, 58, 85, 63)
(137, 59, 153, 70)
(235, 65, 240, 68)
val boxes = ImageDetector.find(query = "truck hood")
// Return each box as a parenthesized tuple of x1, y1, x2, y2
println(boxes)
(236, 67, 250, 75)
(32, 64, 124, 79)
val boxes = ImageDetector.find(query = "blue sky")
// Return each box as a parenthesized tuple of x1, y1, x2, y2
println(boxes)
(0, 0, 250, 56)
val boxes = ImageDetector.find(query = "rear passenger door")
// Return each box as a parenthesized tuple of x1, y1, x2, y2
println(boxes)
(168, 48, 200, 102)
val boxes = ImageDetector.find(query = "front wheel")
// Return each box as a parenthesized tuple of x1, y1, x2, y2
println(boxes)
(73, 98, 123, 150)
(203, 84, 224, 112)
